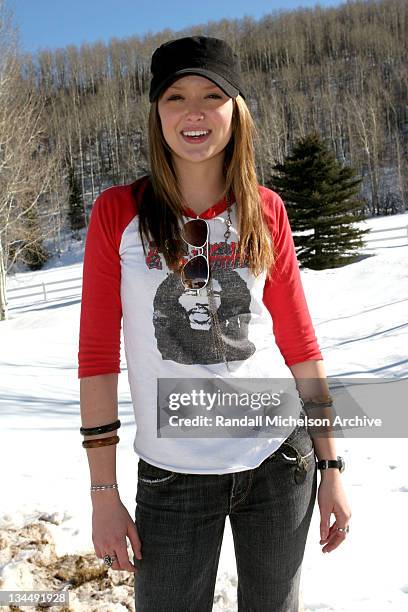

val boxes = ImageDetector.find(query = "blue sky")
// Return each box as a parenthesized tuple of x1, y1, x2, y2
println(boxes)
(10, 0, 347, 54)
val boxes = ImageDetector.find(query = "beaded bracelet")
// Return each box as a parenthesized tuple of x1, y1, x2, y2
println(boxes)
(82, 435, 119, 449)
(80, 419, 121, 436)
(90, 483, 119, 492)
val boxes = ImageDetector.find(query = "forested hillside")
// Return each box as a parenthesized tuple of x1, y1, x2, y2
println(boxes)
(1, 0, 407, 280)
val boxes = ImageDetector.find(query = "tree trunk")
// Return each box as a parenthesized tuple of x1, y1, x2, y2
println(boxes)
(0, 241, 8, 321)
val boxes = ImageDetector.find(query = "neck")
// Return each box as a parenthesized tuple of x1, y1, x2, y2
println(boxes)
(172, 154, 226, 215)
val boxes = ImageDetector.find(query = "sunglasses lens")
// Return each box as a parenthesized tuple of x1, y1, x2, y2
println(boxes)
(181, 255, 208, 289)
(181, 219, 208, 247)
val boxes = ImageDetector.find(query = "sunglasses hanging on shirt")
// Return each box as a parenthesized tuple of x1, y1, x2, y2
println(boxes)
(180, 190, 232, 291)
(179, 190, 233, 371)
(180, 218, 210, 290)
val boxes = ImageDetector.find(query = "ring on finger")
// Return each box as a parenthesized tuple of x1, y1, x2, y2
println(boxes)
(103, 553, 118, 567)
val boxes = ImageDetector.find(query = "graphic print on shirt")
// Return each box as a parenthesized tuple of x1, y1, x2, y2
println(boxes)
(150, 242, 256, 364)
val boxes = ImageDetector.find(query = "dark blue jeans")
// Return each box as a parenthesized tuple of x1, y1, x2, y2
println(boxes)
(133, 421, 317, 612)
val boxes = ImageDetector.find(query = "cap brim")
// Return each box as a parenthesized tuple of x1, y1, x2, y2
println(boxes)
(150, 68, 240, 102)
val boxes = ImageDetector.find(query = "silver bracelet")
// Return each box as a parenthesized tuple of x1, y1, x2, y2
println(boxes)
(90, 482, 118, 492)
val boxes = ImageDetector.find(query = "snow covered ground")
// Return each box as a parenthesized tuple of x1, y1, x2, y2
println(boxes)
(1, 211, 408, 611)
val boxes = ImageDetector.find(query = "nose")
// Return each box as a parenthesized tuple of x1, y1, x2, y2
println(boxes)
(185, 105, 205, 119)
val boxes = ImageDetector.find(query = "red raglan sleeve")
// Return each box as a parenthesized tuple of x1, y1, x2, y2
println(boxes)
(77, 190, 122, 378)
(261, 188, 323, 366)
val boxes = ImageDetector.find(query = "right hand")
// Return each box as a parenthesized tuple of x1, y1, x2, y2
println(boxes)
(92, 495, 142, 572)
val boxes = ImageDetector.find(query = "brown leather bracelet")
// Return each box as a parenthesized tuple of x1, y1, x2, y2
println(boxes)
(302, 396, 333, 408)
(82, 435, 119, 449)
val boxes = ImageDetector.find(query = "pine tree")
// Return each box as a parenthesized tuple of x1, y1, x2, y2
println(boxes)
(67, 164, 85, 232)
(268, 131, 369, 270)
(21, 205, 50, 271)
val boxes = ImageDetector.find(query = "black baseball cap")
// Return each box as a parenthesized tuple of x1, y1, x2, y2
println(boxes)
(149, 36, 246, 103)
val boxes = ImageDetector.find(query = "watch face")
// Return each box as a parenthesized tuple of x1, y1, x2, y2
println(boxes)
(338, 456, 345, 473)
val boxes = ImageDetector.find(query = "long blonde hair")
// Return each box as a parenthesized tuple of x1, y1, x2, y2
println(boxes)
(137, 94, 275, 279)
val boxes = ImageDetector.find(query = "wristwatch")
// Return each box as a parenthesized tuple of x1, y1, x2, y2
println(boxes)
(317, 456, 345, 473)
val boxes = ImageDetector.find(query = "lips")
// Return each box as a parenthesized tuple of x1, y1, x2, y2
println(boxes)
(180, 130, 212, 144)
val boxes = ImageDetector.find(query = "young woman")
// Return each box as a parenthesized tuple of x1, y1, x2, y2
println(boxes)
(79, 36, 351, 612)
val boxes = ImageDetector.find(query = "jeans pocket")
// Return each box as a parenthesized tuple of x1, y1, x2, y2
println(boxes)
(281, 422, 315, 459)
(137, 458, 180, 486)
(272, 424, 316, 483)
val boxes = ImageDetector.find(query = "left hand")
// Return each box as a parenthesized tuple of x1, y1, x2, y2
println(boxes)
(317, 471, 352, 554)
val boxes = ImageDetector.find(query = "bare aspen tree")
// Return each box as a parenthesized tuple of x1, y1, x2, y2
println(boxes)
(346, 89, 384, 216)
(0, 0, 18, 320)
(0, 0, 61, 320)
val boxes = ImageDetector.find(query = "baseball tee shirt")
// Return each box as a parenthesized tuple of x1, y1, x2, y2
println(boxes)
(77, 175, 323, 474)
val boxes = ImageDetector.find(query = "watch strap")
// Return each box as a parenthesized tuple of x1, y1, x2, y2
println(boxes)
(318, 459, 340, 469)
(317, 456, 344, 472)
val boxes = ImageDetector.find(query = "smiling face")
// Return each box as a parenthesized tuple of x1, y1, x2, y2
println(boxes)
(157, 75, 234, 166)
